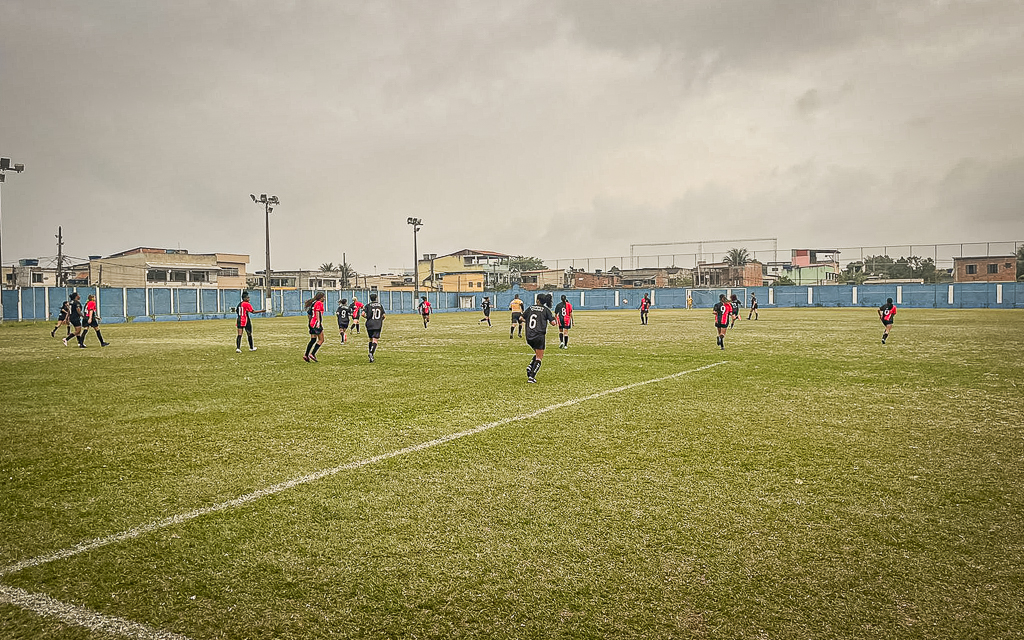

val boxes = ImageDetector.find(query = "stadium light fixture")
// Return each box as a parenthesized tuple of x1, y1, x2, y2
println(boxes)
(407, 218, 423, 302)
(0, 157, 26, 324)
(251, 193, 280, 312)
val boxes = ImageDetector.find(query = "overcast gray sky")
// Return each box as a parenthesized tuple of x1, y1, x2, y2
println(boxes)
(2, 0, 1022, 274)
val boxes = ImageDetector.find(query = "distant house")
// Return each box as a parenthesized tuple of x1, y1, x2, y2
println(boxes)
(617, 267, 691, 288)
(953, 256, 1017, 282)
(569, 270, 621, 289)
(692, 262, 763, 287)
(519, 269, 565, 291)
(89, 247, 250, 289)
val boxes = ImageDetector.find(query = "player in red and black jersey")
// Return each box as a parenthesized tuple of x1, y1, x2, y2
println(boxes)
(81, 294, 110, 347)
(336, 298, 351, 345)
(362, 293, 386, 362)
(878, 298, 897, 344)
(303, 292, 326, 362)
(418, 296, 431, 328)
(234, 291, 263, 352)
(51, 299, 72, 340)
(554, 295, 573, 349)
(350, 297, 363, 334)
(639, 293, 651, 325)
(524, 293, 556, 383)
(713, 294, 732, 350)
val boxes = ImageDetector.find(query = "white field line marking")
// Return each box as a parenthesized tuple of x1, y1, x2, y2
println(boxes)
(1, 361, 726, 578)
(0, 583, 191, 640)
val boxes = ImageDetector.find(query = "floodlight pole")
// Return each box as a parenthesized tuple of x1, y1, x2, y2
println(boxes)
(0, 157, 26, 324)
(408, 217, 423, 302)
(251, 193, 279, 313)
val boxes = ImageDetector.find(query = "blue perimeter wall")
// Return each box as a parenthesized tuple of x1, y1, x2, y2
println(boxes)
(3, 283, 1023, 323)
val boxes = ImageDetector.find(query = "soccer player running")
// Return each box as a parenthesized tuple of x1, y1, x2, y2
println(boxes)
(303, 292, 326, 362)
(336, 298, 351, 345)
(81, 294, 111, 347)
(878, 297, 897, 344)
(418, 296, 431, 328)
(349, 297, 363, 334)
(713, 294, 731, 350)
(64, 293, 85, 347)
(729, 293, 741, 328)
(524, 293, 556, 383)
(362, 293, 386, 362)
(639, 293, 651, 325)
(748, 294, 758, 320)
(509, 294, 525, 339)
(479, 296, 492, 326)
(235, 291, 263, 352)
(51, 298, 71, 339)
(554, 294, 573, 349)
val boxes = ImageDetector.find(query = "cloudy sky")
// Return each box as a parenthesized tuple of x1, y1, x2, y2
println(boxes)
(1, 0, 1022, 275)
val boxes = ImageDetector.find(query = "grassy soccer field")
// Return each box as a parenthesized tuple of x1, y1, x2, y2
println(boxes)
(1, 308, 1022, 639)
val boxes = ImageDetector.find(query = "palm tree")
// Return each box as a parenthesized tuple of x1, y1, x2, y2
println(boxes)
(724, 248, 751, 266)
(319, 262, 335, 272)
(338, 262, 358, 288)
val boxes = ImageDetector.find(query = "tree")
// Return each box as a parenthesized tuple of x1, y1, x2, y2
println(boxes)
(772, 275, 796, 286)
(338, 262, 358, 288)
(319, 262, 335, 272)
(509, 256, 547, 272)
(724, 247, 751, 266)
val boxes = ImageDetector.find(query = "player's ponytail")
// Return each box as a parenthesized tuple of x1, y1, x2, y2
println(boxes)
(304, 291, 326, 310)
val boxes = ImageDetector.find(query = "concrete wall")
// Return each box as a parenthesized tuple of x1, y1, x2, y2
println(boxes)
(3, 283, 1023, 322)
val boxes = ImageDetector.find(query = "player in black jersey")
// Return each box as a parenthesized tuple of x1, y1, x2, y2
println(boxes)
(747, 294, 758, 320)
(479, 296, 492, 326)
(524, 293, 556, 383)
(65, 293, 86, 347)
(51, 299, 72, 339)
(336, 298, 351, 345)
(362, 293, 386, 362)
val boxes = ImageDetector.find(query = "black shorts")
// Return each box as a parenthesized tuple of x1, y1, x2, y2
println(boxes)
(715, 322, 729, 329)
(70, 317, 83, 328)
(882, 319, 894, 326)
(366, 328, 382, 340)
(57, 312, 68, 322)
(309, 326, 323, 336)
(338, 321, 349, 330)
(87, 318, 99, 328)
(421, 312, 430, 319)
(526, 335, 546, 351)
(237, 319, 252, 330)
(558, 319, 572, 330)
(483, 309, 490, 316)
(511, 312, 523, 323)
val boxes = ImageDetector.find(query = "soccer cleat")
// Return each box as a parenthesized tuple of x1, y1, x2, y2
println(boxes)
(79, 343, 87, 348)
(309, 354, 318, 362)
(303, 355, 311, 362)
(62, 337, 69, 346)
(236, 348, 242, 353)
(249, 347, 257, 351)
(51, 329, 56, 337)
(527, 376, 536, 383)
(368, 353, 374, 363)
(101, 342, 110, 347)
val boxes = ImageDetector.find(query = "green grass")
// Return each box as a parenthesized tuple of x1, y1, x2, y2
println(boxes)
(1, 308, 1022, 639)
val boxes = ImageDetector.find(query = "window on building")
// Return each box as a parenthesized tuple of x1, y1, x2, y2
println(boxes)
(32, 273, 44, 283)
(147, 270, 167, 282)
(5, 272, 13, 285)
(189, 271, 208, 282)
(221, 267, 239, 277)
(170, 271, 187, 282)
(987, 263, 999, 274)
(966, 264, 977, 275)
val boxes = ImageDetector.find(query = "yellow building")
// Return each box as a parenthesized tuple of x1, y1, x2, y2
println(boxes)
(417, 249, 512, 291)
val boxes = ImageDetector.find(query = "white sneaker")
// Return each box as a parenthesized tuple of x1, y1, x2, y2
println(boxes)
(236, 348, 242, 353)
(249, 347, 257, 351)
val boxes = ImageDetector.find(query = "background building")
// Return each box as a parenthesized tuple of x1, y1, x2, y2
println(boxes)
(953, 256, 1017, 282)
(88, 248, 249, 289)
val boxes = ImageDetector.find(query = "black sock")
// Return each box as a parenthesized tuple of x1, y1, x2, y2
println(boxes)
(95, 330, 105, 343)
(79, 330, 88, 345)
(237, 335, 242, 349)
(247, 333, 254, 349)
(564, 336, 569, 346)
(311, 342, 321, 355)
(369, 341, 378, 356)
(305, 338, 316, 356)
(533, 359, 542, 376)
(529, 356, 538, 375)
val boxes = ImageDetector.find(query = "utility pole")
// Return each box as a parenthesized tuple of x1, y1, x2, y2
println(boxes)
(56, 226, 64, 288)
(342, 252, 348, 288)
(407, 218, 423, 302)
(0, 157, 26, 324)
(249, 194, 279, 312)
